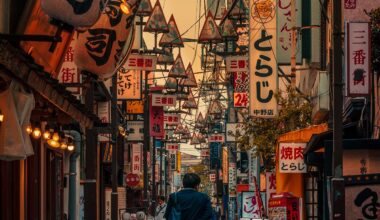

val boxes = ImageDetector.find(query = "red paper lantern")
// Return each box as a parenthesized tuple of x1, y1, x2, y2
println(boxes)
(41, 0, 105, 27)
(74, 0, 138, 80)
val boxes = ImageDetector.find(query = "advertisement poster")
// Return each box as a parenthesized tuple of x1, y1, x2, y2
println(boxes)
(279, 143, 307, 173)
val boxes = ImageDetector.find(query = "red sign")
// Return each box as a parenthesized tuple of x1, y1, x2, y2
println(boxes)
(125, 173, 140, 187)
(208, 134, 225, 143)
(344, 0, 356, 9)
(167, 143, 179, 152)
(124, 54, 157, 71)
(226, 56, 249, 72)
(210, 173, 216, 182)
(164, 114, 181, 125)
(234, 92, 249, 108)
(149, 102, 164, 138)
(152, 94, 177, 107)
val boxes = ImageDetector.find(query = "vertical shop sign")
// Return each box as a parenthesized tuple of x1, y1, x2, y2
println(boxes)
(58, 37, 80, 94)
(266, 172, 276, 212)
(229, 162, 237, 197)
(248, 150, 259, 191)
(223, 147, 229, 184)
(346, 22, 370, 96)
(241, 191, 261, 218)
(279, 143, 307, 173)
(276, 0, 302, 64)
(132, 144, 142, 174)
(117, 69, 142, 100)
(149, 98, 164, 137)
(344, 0, 356, 9)
(249, 0, 278, 117)
(227, 56, 249, 108)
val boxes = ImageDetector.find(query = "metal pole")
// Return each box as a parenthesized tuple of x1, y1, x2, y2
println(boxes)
(160, 143, 164, 195)
(143, 70, 149, 209)
(152, 137, 157, 216)
(290, 0, 297, 86)
(332, 0, 345, 219)
(111, 73, 119, 220)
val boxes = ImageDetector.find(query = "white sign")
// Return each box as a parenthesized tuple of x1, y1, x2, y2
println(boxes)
(249, 0, 278, 117)
(248, 150, 259, 191)
(152, 94, 177, 107)
(226, 123, 245, 142)
(201, 149, 210, 157)
(105, 188, 111, 220)
(241, 191, 261, 219)
(208, 134, 225, 143)
(132, 144, 142, 174)
(58, 36, 80, 94)
(276, 0, 302, 64)
(279, 142, 307, 173)
(124, 54, 157, 71)
(229, 163, 237, 197)
(226, 56, 249, 72)
(117, 69, 142, 100)
(167, 143, 179, 152)
(97, 102, 111, 142)
(210, 173, 216, 182)
(346, 22, 370, 96)
(126, 121, 144, 141)
(164, 114, 181, 125)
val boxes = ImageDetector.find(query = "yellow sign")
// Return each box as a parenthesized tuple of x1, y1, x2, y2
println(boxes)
(126, 100, 144, 114)
(177, 151, 181, 172)
(222, 147, 229, 184)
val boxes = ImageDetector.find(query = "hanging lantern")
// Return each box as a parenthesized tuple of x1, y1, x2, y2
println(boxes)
(74, 0, 139, 80)
(41, 0, 105, 28)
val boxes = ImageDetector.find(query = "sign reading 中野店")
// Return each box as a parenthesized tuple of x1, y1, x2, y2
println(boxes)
(276, 0, 302, 64)
(117, 69, 142, 100)
(249, 0, 278, 117)
(279, 143, 307, 173)
(346, 22, 371, 96)
(124, 54, 157, 71)
(152, 94, 177, 107)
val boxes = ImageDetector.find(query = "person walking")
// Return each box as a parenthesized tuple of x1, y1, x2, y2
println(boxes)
(155, 196, 167, 220)
(164, 173, 213, 220)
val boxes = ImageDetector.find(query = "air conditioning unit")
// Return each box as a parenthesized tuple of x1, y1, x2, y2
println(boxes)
(311, 71, 330, 123)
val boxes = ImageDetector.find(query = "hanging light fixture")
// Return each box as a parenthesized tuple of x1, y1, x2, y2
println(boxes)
(0, 109, 4, 123)
(52, 132, 60, 141)
(32, 127, 42, 139)
(47, 139, 60, 148)
(67, 138, 75, 151)
(60, 138, 68, 150)
(26, 124, 33, 134)
(120, 0, 132, 15)
(43, 125, 52, 140)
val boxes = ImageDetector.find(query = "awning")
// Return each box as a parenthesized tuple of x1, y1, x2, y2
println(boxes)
(0, 41, 99, 128)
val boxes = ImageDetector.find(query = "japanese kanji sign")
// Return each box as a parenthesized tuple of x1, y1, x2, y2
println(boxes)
(249, 0, 278, 117)
(117, 69, 142, 100)
(226, 56, 249, 72)
(229, 162, 237, 197)
(241, 191, 261, 219)
(279, 143, 307, 173)
(132, 143, 142, 174)
(201, 149, 210, 157)
(345, 184, 380, 219)
(226, 123, 245, 142)
(346, 22, 371, 96)
(126, 121, 144, 141)
(152, 94, 177, 107)
(166, 143, 179, 152)
(344, 0, 356, 9)
(233, 71, 249, 108)
(223, 147, 229, 184)
(276, 0, 302, 64)
(149, 102, 164, 138)
(266, 172, 276, 212)
(208, 134, 225, 143)
(124, 54, 157, 71)
(164, 114, 181, 126)
(126, 100, 144, 114)
(58, 37, 80, 94)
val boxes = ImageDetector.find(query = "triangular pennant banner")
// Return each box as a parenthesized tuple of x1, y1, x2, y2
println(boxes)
(220, 17, 237, 38)
(157, 48, 174, 65)
(144, 0, 169, 33)
(208, 100, 223, 114)
(136, 0, 153, 16)
(195, 112, 205, 128)
(229, 0, 248, 17)
(159, 15, 184, 47)
(168, 54, 187, 78)
(198, 11, 222, 43)
(180, 63, 198, 87)
(190, 133, 201, 145)
(164, 77, 178, 90)
(182, 90, 197, 109)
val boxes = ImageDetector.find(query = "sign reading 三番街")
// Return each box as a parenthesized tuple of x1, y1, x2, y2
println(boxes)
(151, 94, 177, 107)
(132, 143, 142, 174)
(279, 143, 307, 173)
(249, 0, 278, 117)
(346, 22, 371, 96)
(124, 54, 157, 71)
(117, 69, 142, 100)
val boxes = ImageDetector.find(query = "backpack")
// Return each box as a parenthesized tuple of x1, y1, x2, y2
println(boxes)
(169, 193, 181, 220)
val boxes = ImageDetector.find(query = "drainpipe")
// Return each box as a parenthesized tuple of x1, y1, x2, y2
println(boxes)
(64, 130, 81, 220)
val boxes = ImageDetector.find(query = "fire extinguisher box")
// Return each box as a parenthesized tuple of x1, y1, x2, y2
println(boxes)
(268, 193, 300, 220)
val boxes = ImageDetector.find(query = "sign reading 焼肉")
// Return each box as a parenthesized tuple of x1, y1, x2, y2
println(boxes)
(279, 143, 307, 173)
(346, 22, 371, 96)
(249, 0, 278, 117)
